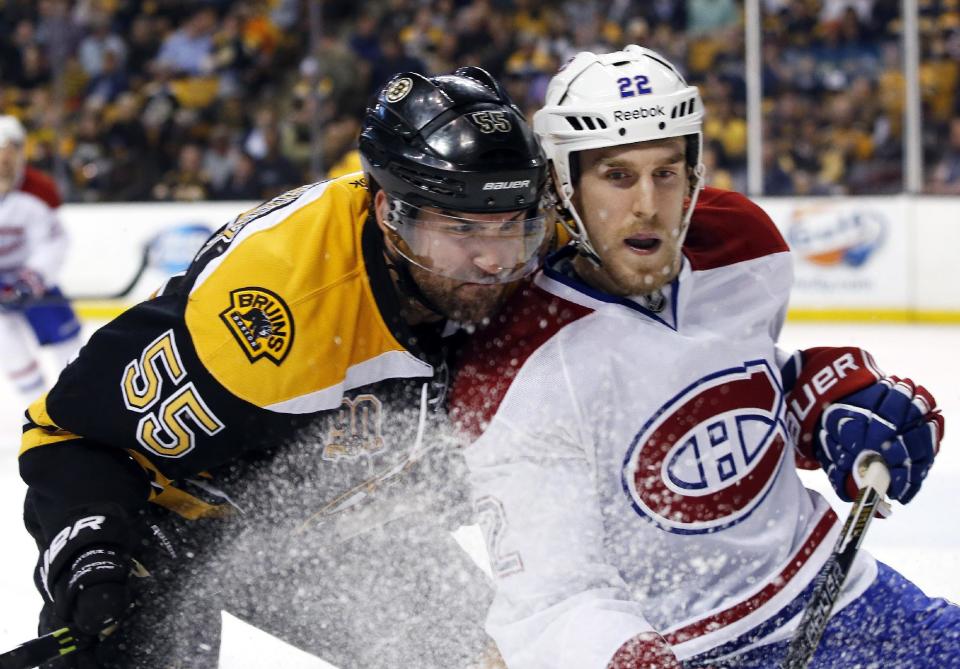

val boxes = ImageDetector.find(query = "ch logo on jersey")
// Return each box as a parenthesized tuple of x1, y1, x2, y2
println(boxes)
(622, 360, 787, 534)
(220, 287, 294, 364)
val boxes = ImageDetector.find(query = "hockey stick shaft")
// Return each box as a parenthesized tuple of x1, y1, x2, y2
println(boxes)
(0, 627, 89, 669)
(780, 456, 891, 669)
(0, 241, 151, 310)
(66, 239, 152, 302)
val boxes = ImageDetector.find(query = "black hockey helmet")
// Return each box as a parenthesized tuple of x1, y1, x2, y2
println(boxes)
(359, 67, 547, 213)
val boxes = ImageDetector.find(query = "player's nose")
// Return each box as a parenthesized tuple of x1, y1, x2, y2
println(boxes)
(472, 238, 519, 277)
(631, 178, 658, 219)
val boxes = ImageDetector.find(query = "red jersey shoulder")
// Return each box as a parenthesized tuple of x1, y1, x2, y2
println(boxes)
(19, 167, 62, 209)
(683, 187, 788, 271)
(451, 278, 593, 439)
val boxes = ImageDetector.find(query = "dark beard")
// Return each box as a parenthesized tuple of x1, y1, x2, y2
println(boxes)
(410, 265, 510, 325)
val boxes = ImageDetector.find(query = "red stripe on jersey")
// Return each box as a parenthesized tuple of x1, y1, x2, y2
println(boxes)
(20, 167, 62, 209)
(10, 360, 40, 379)
(451, 281, 593, 440)
(684, 188, 788, 271)
(663, 507, 838, 645)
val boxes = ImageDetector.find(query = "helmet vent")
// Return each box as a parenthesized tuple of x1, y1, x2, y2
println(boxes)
(565, 115, 607, 131)
(671, 98, 697, 119)
(391, 164, 465, 197)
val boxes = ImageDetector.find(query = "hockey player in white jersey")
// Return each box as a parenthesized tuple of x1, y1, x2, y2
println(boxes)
(0, 115, 80, 400)
(450, 46, 956, 668)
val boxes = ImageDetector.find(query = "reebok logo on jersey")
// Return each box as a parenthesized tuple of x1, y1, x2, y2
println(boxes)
(220, 287, 294, 365)
(482, 180, 530, 191)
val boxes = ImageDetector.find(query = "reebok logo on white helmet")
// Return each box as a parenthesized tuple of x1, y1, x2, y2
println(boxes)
(613, 106, 666, 122)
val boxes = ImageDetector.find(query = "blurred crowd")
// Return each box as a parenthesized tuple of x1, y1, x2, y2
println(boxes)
(0, 0, 958, 202)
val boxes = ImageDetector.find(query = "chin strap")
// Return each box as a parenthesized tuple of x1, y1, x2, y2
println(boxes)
(380, 233, 446, 319)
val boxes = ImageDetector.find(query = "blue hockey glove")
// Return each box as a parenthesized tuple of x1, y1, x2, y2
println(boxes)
(815, 376, 943, 504)
(783, 347, 944, 505)
(0, 267, 45, 308)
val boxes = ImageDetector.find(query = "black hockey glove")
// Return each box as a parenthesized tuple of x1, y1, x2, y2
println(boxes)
(38, 509, 135, 636)
(53, 546, 132, 635)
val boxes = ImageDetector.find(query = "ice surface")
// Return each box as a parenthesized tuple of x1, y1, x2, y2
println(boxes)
(1, 322, 957, 666)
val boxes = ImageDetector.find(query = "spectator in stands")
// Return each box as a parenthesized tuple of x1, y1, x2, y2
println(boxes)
(125, 13, 162, 87)
(14, 42, 53, 91)
(1, 0, 957, 200)
(103, 135, 153, 202)
(77, 12, 126, 78)
(929, 116, 960, 194)
(85, 47, 129, 105)
(349, 13, 381, 63)
(203, 125, 239, 194)
(152, 142, 211, 202)
(155, 6, 217, 77)
(369, 34, 426, 93)
(214, 150, 260, 200)
(256, 125, 301, 199)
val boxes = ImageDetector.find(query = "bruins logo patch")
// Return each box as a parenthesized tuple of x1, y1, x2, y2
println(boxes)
(220, 287, 294, 364)
(384, 76, 413, 102)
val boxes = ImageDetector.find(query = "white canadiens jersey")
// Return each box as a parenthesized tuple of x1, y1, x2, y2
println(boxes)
(451, 188, 875, 669)
(0, 167, 67, 284)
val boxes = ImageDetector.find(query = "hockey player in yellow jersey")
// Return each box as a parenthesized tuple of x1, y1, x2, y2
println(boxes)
(19, 67, 550, 668)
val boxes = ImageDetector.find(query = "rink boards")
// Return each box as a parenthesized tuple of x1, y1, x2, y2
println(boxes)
(53, 195, 960, 323)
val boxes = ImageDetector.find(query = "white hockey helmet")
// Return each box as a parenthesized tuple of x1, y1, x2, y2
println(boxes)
(0, 115, 26, 148)
(533, 45, 705, 262)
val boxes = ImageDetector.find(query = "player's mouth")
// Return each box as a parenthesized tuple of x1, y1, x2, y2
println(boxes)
(456, 282, 505, 296)
(624, 234, 662, 255)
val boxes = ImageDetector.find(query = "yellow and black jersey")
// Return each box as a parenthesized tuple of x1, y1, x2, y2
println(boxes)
(20, 173, 468, 536)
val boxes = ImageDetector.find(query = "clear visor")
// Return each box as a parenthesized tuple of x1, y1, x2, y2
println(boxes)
(384, 198, 552, 284)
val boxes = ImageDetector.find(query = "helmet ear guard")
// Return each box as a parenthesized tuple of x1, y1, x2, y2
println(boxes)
(534, 45, 706, 263)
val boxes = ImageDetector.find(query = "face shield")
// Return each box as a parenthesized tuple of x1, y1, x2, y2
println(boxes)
(382, 197, 553, 284)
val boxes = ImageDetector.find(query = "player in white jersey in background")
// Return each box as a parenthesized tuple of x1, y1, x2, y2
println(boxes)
(0, 115, 81, 400)
(450, 45, 956, 668)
